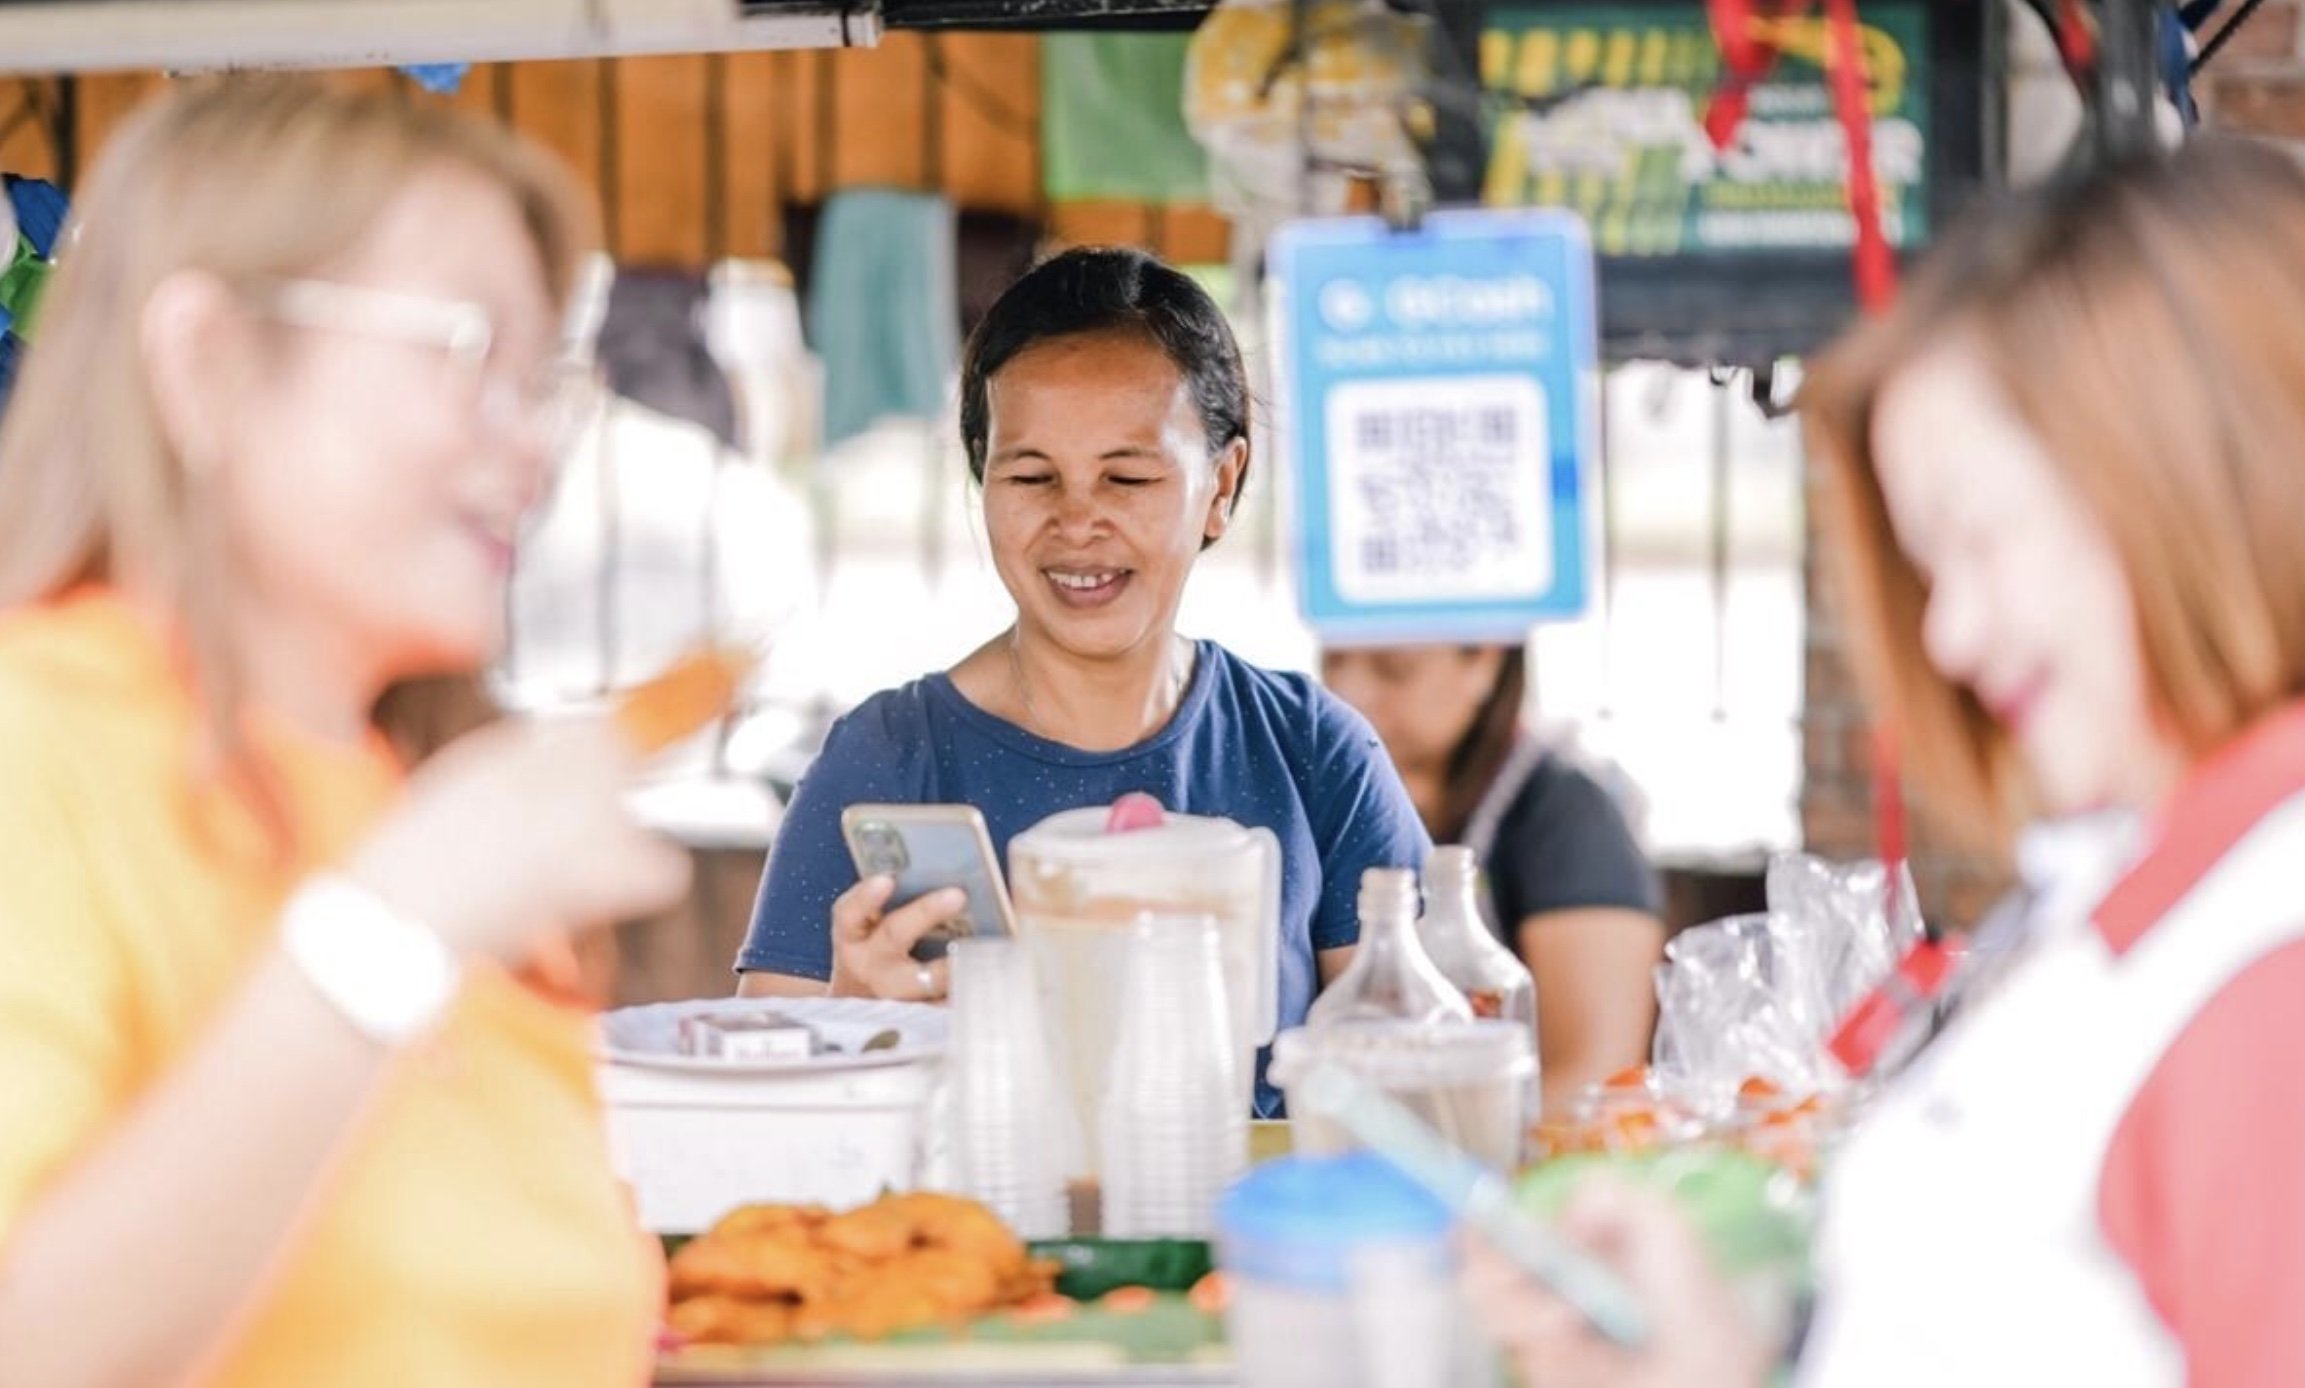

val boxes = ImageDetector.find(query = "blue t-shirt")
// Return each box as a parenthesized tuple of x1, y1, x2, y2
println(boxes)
(738, 640, 1431, 1115)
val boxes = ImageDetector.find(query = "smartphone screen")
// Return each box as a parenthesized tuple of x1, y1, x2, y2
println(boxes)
(842, 806, 1014, 961)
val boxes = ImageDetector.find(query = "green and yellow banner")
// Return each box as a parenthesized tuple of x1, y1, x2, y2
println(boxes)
(1482, 4, 1931, 258)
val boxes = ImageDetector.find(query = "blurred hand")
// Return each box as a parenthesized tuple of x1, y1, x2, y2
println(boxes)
(344, 716, 692, 966)
(1461, 1178, 1774, 1388)
(827, 875, 962, 1001)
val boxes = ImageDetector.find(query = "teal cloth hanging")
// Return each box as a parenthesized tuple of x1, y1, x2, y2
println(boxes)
(806, 188, 959, 450)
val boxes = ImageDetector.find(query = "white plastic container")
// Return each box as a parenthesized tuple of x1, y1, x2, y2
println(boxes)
(1271, 1020, 1534, 1171)
(597, 998, 945, 1233)
(1218, 1153, 1483, 1388)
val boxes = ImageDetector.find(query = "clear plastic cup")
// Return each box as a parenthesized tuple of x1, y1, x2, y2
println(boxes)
(947, 936, 1074, 1238)
(1100, 914, 1247, 1237)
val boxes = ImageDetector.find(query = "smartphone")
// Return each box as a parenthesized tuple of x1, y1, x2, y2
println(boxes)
(840, 803, 1017, 962)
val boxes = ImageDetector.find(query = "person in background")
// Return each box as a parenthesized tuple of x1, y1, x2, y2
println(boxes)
(0, 79, 689, 1386)
(736, 247, 1429, 1116)
(1322, 643, 1664, 1115)
(1465, 139, 2305, 1387)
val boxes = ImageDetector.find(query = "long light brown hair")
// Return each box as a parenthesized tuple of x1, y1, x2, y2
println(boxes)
(0, 76, 595, 843)
(1803, 138, 2305, 847)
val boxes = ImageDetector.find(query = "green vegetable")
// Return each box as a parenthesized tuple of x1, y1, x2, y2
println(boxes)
(1025, 1237, 1214, 1301)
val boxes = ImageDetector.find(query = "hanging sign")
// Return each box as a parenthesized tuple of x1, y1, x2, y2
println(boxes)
(1483, 2, 1934, 257)
(1270, 208, 1598, 646)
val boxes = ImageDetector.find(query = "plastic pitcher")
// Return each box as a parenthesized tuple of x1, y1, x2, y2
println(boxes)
(1007, 803, 1281, 1179)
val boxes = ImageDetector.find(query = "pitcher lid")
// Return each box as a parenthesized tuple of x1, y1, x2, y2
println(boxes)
(1011, 802, 1263, 862)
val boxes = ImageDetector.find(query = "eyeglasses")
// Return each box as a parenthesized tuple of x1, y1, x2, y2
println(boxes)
(250, 277, 600, 454)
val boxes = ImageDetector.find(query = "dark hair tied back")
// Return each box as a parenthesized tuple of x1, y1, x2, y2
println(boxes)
(959, 247, 1252, 544)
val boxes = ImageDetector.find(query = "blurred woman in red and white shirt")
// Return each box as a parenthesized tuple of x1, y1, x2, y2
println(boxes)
(1465, 138, 2305, 1388)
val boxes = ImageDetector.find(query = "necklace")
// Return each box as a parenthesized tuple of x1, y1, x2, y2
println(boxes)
(1007, 631, 1191, 745)
(1008, 631, 1049, 738)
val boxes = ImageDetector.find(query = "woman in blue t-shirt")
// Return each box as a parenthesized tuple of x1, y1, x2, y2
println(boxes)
(736, 247, 1428, 1112)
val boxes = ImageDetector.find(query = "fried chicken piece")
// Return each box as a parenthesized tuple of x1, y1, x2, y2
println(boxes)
(668, 1227, 835, 1303)
(887, 1247, 1008, 1311)
(795, 1248, 1011, 1342)
(671, 1192, 1047, 1346)
(895, 1192, 1031, 1272)
(815, 1198, 920, 1262)
(819, 1192, 1029, 1274)
(667, 1295, 796, 1346)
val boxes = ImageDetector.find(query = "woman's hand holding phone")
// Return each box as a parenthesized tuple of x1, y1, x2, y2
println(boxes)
(827, 875, 965, 1001)
(1459, 1178, 1771, 1388)
(828, 804, 1013, 1002)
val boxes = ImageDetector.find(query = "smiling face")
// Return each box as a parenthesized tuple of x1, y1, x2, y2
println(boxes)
(213, 164, 563, 679)
(978, 329, 1245, 661)
(1869, 337, 2182, 817)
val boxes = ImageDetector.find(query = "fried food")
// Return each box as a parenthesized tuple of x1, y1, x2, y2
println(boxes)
(667, 1227, 834, 1303)
(668, 1295, 795, 1346)
(614, 646, 753, 754)
(663, 1192, 1057, 1347)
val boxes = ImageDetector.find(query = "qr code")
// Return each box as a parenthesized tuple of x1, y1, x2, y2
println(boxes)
(1324, 375, 1555, 604)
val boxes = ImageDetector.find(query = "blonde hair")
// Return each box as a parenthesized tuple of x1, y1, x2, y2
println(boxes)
(1804, 138, 2305, 847)
(0, 76, 596, 840)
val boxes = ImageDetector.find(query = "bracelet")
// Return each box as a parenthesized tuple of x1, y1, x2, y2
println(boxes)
(279, 874, 460, 1045)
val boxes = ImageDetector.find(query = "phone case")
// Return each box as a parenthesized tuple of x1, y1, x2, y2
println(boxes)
(841, 805, 1017, 960)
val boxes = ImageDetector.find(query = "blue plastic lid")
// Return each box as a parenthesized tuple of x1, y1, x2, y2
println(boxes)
(1220, 1152, 1451, 1248)
(1218, 1154, 1454, 1292)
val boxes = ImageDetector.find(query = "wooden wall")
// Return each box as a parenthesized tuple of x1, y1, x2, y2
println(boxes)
(0, 34, 1231, 269)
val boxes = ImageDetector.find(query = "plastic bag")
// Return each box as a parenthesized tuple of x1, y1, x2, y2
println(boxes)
(1650, 854, 1922, 1108)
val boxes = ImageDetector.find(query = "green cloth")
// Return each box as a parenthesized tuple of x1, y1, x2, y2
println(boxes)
(1042, 33, 1211, 205)
(806, 188, 959, 449)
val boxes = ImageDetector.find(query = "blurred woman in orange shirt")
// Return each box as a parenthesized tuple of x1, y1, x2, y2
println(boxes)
(0, 79, 691, 1386)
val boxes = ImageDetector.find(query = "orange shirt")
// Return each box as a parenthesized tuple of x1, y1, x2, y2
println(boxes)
(0, 589, 661, 1386)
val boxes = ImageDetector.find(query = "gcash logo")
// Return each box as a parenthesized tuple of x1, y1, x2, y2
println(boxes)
(1385, 274, 1554, 327)
(1318, 279, 1377, 333)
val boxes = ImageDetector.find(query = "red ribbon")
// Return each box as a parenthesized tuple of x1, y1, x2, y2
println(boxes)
(1822, 0, 1898, 314)
(1702, 0, 1898, 310)
(1705, 0, 1907, 941)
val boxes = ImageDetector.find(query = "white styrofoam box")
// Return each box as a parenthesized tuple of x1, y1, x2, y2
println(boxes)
(599, 998, 947, 1233)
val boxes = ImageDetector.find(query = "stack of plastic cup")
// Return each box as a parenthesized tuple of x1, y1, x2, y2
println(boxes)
(1100, 913, 1248, 1238)
(947, 936, 1073, 1239)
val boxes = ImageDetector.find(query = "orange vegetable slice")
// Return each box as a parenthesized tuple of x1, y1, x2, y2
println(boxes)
(614, 646, 754, 754)
(1006, 1293, 1078, 1327)
(1100, 1285, 1159, 1315)
(1187, 1271, 1231, 1315)
(1603, 1065, 1651, 1091)
(1738, 1076, 1784, 1101)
